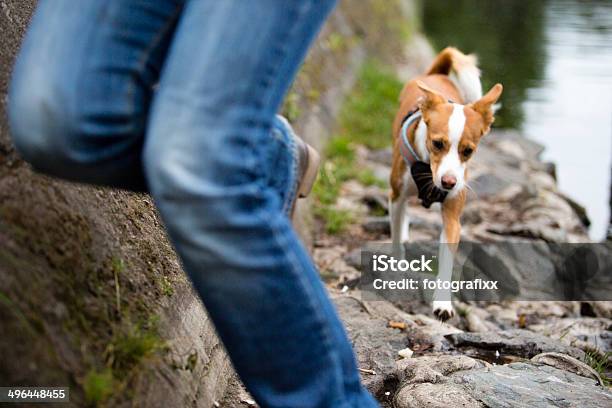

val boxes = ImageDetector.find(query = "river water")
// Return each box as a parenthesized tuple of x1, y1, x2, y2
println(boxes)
(422, 0, 612, 240)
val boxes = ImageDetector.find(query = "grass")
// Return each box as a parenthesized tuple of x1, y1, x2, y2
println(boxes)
(82, 317, 165, 406)
(312, 61, 401, 234)
(314, 206, 354, 235)
(111, 258, 124, 316)
(312, 138, 355, 234)
(456, 305, 470, 318)
(338, 61, 403, 149)
(84, 369, 114, 405)
(584, 350, 611, 386)
(107, 319, 165, 376)
(160, 275, 174, 297)
(284, 91, 301, 122)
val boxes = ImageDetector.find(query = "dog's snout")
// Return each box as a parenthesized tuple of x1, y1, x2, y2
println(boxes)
(441, 174, 457, 190)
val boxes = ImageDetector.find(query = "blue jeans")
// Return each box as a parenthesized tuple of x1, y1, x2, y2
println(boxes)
(8, 1, 378, 407)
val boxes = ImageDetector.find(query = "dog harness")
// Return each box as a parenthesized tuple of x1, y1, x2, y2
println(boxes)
(399, 109, 448, 208)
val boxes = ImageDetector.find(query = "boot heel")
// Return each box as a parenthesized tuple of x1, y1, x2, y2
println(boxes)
(297, 144, 320, 198)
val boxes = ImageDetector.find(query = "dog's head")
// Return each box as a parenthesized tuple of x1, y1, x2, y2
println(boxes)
(416, 81, 503, 196)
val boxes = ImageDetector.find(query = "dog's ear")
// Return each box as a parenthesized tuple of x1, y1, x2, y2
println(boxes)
(416, 81, 446, 113)
(470, 83, 503, 131)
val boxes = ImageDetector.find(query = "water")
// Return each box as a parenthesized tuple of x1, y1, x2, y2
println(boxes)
(422, 0, 612, 240)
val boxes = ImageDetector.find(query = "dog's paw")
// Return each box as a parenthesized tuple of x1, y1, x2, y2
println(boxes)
(432, 301, 455, 321)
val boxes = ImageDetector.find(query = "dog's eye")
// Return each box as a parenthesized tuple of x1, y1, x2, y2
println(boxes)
(463, 147, 473, 158)
(432, 140, 444, 150)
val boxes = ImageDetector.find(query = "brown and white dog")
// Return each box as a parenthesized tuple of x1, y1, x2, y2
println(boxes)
(389, 47, 503, 320)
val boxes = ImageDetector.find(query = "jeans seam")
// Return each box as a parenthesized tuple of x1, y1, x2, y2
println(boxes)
(132, 3, 184, 106)
(273, 116, 300, 215)
(285, 134, 299, 215)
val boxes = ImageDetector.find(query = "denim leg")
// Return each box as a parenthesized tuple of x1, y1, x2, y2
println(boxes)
(268, 115, 300, 216)
(9, 0, 309, 198)
(143, 1, 377, 407)
(8, 0, 184, 191)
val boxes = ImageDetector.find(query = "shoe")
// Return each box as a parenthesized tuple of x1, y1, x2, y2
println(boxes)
(290, 133, 320, 217)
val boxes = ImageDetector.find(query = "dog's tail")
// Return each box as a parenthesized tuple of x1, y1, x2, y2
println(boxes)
(427, 47, 482, 103)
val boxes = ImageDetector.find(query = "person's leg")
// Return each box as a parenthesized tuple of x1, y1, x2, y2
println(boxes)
(143, 1, 377, 407)
(9, 1, 311, 201)
(8, 0, 184, 191)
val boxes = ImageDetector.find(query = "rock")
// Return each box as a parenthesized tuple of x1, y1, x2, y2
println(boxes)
(367, 147, 393, 166)
(493, 184, 531, 205)
(529, 170, 557, 191)
(486, 222, 568, 243)
(397, 33, 436, 81)
(452, 362, 612, 408)
(362, 216, 390, 234)
(521, 190, 584, 232)
(394, 355, 487, 408)
(488, 129, 546, 161)
(446, 329, 585, 360)
(313, 245, 361, 284)
(398, 347, 414, 359)
(465, 310, 499, 333)
(361, 190, 389, 215)
(531, 352, 605, 386)
(540, 161, 557, 180)
(405, 211, 442, 231)
(343, 247, 363, 269)
(557, 191, 591, 227)
(407, 314, 463, 352)
(332, 293, 408, 396)
(395, 382, 484, 408)
(470, 173, 513, 199)
(366, 161, 391, 183)
(494, 139, 531, 162)
(509, 301, 577, 319)
(590, 301, 612, 318)
(528, 317, 612, 354)
(482, 304, 519, 328)
(395, 354, 486, 384)
(394, 355, 612, 408)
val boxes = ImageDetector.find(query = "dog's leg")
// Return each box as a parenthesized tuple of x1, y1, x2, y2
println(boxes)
(432, 231, 455, 321)
(432, 192, 465, 321)
(390, 189, 409, 258)
(390, 159, 411, 258)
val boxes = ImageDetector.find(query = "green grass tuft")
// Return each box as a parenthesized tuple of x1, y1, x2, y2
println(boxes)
(160, 275, 174, 297)
(325, 135, 355, 160)
(284, 91, 301, 122)
(338, 61, 403, 149)
(356, 168, 386, 188)
(84, 369, 114, 405)
(584, 350, 611, 386)
(455, 305, 470, 318)
(312, 61, 401, 234)
(109, 326, 164, 376)
(314, 206, 354, 235)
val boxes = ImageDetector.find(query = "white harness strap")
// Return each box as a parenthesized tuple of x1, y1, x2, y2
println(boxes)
(399, 110, 423, 165)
